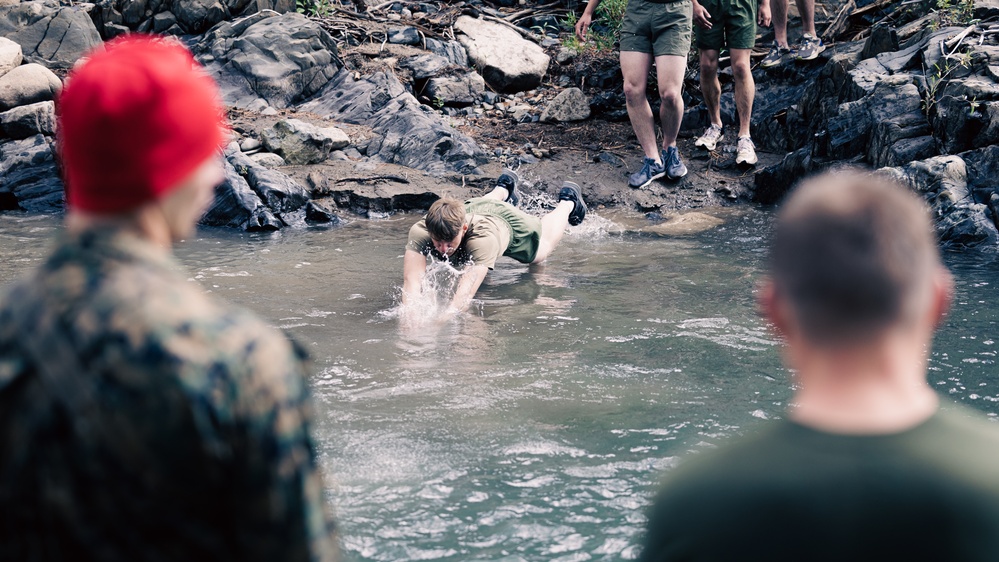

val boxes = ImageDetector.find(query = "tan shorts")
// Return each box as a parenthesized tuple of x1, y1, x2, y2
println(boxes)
(619, 0, 693, 57)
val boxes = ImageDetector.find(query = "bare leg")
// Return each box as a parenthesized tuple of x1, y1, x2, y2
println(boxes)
(531, 201, 574, 264)
(772, 0, 789, 47)
(731, 49, 754, 138)
(620, 51, 661, 162)
(483, 186, 508, 201)
(698, 49, 722, 128)
(797, 0, 816, 36)
(655, 54, 687, 149)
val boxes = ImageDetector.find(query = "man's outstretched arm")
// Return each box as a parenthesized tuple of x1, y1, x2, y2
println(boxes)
(447, 265, 489, 314)
(402, 249, 427, 305)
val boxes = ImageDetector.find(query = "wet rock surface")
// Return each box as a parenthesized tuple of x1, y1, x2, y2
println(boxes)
(0, 0, 995, 247)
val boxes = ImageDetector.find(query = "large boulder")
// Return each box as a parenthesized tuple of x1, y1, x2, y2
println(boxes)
(0, 100, 55, 139)
(0, 37, 22, 77)
(880, 155, 998, 248)
(0, 63, 61, 111)
(300, 69, 487, 175)
(260, 118, 349, 165)
(194, 12, 342, 109)
(454, 15, 549, 93)
(6, 6, 101, 69)
(0, 134, 62, 212)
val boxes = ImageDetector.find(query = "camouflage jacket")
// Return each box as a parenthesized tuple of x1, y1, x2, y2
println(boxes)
(0, 228, 337, 561)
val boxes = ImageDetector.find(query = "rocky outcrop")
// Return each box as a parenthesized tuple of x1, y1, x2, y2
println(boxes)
(301, 69, 487, 175)
(747, 4, 999, 248)
(0, 100, 54, 139)
(0, 3, 101, 69)
(454, 15, 549, 93)
(89, 0, 293, 38)
(0, 134, 61, 212)
(194, 11, 342, 110)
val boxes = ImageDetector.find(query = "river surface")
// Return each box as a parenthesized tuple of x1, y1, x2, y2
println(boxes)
(2, 207, 998, 561)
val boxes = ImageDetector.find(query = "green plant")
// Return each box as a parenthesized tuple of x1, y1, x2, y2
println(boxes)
(297, 0, 337, 17)
(935, 0, 976, 26)
(561, 0, 627, 54)
(432, 95, 445, 110)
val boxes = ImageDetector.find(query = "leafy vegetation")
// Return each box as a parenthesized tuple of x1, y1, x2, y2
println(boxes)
(563, 0, 627, 53)
(934, 0, 976, 27)
(297, 0, 338, 17)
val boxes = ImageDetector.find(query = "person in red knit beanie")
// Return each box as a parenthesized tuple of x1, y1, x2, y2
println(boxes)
(0, 35, 339, 561)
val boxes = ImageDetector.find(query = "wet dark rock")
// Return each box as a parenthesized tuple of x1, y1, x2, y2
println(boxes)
(861, 23, 898, 60)
(194, 12, 342, 109)
(172, 0, 226, 34)
(960, 145, 999, 212)
(152, 11, 178, 32)
(244, 163, 309, 214)
(753, 147, 821, 204)
(0, 134, 62, 212)
(202, 158, 282, 231)
(596, 151, 624, 167)
(300, 69, 486, 175)
(305, 200, 340, 224)
(588, 90, 627, 121)
(329, 183, 439, 216)
(881, 155, 998, 248)
(0, 100, 54, 139)
(454, 15, 549, 93)
(827, 79, 921, 160)
(5, 5, 101, 69)
(932, 95, 999, 155)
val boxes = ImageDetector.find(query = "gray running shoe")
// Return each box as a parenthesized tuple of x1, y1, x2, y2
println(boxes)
(796, 34, 825, 61)
(735, 136, 758, 166)
(760, 41, 792, 69)
(695, 124, 724, 151)
(663, 146, 687, 180)
(496, 168, 520, 207)
(559, 181, 587, 226)
(628, 156, 666, 189)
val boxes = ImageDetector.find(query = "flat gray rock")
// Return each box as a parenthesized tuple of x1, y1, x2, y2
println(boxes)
(454, 16, 549, 93)
(0, 100, 54, 139)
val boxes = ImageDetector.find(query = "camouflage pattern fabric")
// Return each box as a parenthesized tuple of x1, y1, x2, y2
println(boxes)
(0, 228, 338, 561)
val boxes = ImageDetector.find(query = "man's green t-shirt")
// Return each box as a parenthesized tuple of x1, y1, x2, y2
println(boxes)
(406, 198, 543, 269)
(640, 405, 999, 562)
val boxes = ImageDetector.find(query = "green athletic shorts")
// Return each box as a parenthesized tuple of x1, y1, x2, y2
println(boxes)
(619, 0, 693, 57)
(695, 0, 757, 51)
(464, 197, 542, 264)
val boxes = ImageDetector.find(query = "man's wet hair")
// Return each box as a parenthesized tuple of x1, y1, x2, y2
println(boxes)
(769, 170, 941, 346)
(425, 199, 465, 242)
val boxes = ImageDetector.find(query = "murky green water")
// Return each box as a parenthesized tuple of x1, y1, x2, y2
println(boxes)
(2, 205, 997, 561)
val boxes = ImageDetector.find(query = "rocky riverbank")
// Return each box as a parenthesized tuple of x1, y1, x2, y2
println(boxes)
(0, 0, 996, 248)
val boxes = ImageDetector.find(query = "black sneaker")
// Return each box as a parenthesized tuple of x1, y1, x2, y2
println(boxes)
(559, 181, 587, 226)
(496, 168, 520, 207)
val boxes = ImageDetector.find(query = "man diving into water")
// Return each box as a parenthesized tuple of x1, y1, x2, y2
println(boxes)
(402, 170, 587, 314)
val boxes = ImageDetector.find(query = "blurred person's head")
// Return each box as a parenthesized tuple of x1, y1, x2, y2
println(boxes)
(763, 170, 950, 350)
(425, 198, 467, 257)
(57, 35, 227, 244)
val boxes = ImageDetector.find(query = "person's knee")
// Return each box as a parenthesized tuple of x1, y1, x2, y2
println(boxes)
(699, 53, 718, 75)
(659, 86, 682, 108)
(732, 59, 752, 82)
(623, 79, 647, 101)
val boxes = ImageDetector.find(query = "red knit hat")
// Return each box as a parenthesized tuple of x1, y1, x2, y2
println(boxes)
(58, 35, 227, 214)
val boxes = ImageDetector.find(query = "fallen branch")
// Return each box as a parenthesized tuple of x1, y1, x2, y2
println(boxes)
(334, 175, 411, 184)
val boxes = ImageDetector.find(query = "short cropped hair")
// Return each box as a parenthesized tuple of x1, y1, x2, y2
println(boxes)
(425, 199, 465, 241)
(769, 170, 941, 345)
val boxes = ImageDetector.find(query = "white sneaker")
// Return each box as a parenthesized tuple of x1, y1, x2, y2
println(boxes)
(735, 136, 758, 166)
(695, 124, 723, 151)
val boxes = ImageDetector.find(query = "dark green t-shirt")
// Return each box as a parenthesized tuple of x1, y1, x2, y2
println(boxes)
(640, 405, 999, 562)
